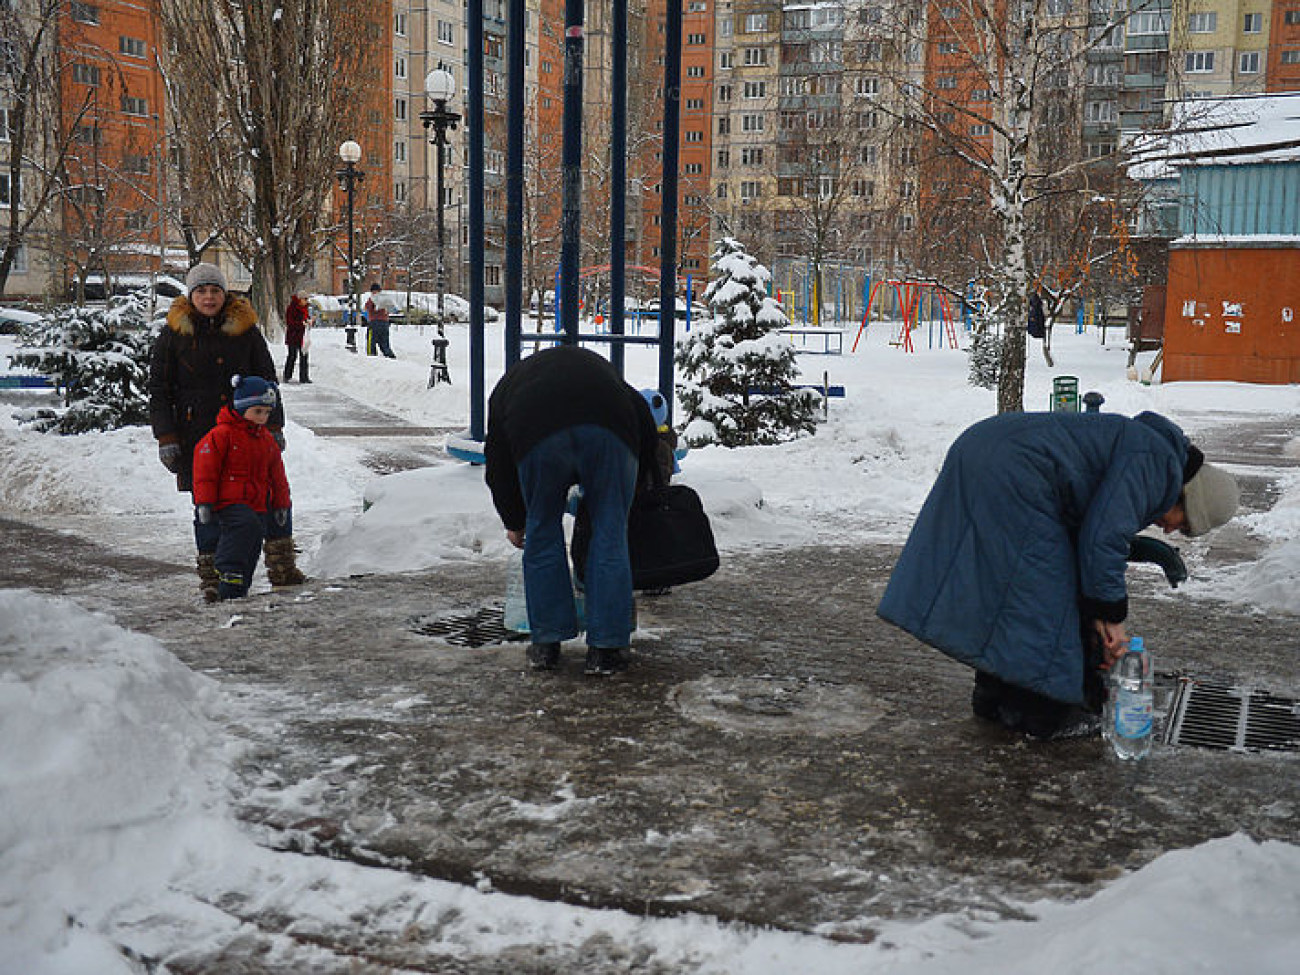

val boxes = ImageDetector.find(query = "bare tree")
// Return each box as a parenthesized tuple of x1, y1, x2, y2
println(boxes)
(158, 0, 373, 332)
(0, 0, 99, 295)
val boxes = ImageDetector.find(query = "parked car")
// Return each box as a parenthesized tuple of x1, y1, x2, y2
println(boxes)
(0, 307, 43, 335)
(70, 273, 186, 303)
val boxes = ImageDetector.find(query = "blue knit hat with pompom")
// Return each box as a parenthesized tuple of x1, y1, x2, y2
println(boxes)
(231, 375, 278, 413)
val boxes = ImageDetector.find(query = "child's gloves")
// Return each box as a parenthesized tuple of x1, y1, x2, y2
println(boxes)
(195, 504, 214, 525)
(158, 442, 182, 472)
(272, 508, 289, 527)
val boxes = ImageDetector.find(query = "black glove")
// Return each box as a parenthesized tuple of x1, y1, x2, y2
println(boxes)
(195, 504, 214, 525)
(158, 442, 182, 473)
(272, 430, 286, 451)
(272, 508, 289, 527)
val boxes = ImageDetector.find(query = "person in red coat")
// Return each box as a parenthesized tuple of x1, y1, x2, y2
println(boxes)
(284, 293, 312, 383)
(191, 375, 293, 600)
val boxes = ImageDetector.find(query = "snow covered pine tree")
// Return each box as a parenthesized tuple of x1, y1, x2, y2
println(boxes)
(675, 237, 820, 448)
(8, 292, 154, 434)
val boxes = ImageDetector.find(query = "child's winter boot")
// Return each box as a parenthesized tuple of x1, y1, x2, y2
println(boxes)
(196, 552, 220, 603)
(264, 536, 307, 586)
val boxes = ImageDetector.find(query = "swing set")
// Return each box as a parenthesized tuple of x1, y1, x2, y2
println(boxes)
(851, 280, 960, 353)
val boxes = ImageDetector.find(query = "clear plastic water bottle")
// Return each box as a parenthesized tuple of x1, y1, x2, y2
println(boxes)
(1106, 636, 1153, 760)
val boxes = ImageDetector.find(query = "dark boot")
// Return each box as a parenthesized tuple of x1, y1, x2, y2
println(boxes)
(196, 552, 220, 603)
(263, 536, 307, 587)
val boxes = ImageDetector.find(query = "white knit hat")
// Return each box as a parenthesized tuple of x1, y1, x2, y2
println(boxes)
(186, 262, 227, 294)
(1182, 462, 1239, 537)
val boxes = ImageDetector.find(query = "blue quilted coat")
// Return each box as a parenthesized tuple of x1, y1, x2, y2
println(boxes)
(877, 411, 1188, 703)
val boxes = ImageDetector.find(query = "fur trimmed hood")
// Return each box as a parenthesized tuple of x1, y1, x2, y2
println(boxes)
(166, 294, 259, 337)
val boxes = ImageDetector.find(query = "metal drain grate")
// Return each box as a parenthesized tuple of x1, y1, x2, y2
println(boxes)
(1164, 678, 1300, 753)
(411, 606, 526, 648)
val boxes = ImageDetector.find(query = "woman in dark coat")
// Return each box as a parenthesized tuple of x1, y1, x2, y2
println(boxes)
(877, 410, 1239, 739)
(283, 293, 311, 383)
(149, 263, 304, 597)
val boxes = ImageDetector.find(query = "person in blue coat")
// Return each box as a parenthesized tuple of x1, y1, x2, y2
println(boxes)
(878, 410, 1239, 740)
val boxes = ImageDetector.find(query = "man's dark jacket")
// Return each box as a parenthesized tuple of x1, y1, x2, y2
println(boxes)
(484, 345, 659, 531)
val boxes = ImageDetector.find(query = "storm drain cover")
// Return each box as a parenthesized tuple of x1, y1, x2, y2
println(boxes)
(1164, 678, 1300, 753)
(411, 607, 526, 648)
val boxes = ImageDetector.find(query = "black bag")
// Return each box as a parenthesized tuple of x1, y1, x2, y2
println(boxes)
(572, 484, 719, 590)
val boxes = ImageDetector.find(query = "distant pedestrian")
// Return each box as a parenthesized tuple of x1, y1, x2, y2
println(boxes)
(191, 376, 293, 600)
(485, 346, 659, 675)
(149, 262, 307, 600)
(1027, 289, 1046, 339)
(364, 283, 397, 358)
(284, 293, 312, 383)
(878, 410, 1238, 740)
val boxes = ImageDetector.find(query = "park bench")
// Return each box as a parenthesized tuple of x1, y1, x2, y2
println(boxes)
(778, 327, 844, 355)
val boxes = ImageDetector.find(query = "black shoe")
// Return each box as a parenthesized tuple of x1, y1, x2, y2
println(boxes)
(971, 672, 1004, 722)
(300, 379, 312, 384)
(527, 642, 561, 671)
(584, 646, 628, 675)
(1024, 706, 1102, 742)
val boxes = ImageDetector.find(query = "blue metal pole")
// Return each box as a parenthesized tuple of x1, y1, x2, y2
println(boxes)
(560, 0, 584, 345)
(468, 0, 486, 440)
(657, 0, 682, 422)
(504, 0, 525, 369)
(610, 0, 628, 374)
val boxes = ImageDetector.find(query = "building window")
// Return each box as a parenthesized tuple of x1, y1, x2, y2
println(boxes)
(70, 1, 98, 24)
(716, 149, 729, 167)
(395, 97, 407, 120)
(718, 116, 730, 134)
(971, 88, 993, 101)
(395, 139, 406, 163)
(719, 51, 733, 69)
(689, 1, 707, 10)
(743, 81, 766, 98)
(937, 41, 959, 55)
(117, 36, 145, 59)
(394, 180, 407, 203)
(438, 20, 455, 45)
(741, 113, 763, 131)
(486, 265, 502, 287)
(716, 183, 727, 199)
(860, 145, 877, 164)
(1086, 100, 1117, 122)
(685, 97, 705, 110)
(717, 84, 731, 102)
(1282, 49, 1300, 64)
(744, 13, 769, 31)
(684, 130, 703, 142)
(121, 95, 148, 116)
(1129, 10, 1170, 34)
(739, 180, 760, 201)
(969, 123, 990, 135)
(73, 63, 101, 85)
(687, 65, 706, 77)
(685, 162, 702, 174)
(856, 76, 880, 97)
(1187, 12, 1217, 33)
(1287, 11, 1300, 26)
(122, 154, 150, 174)
(1184, 51, 1216, 73)
(0, 173, 13, 208)
(394, 11, 407, 36)
(0, 107, 9, 142)
(1243, 12, 1262, 32)
(687, 32, 706, 44)
(851, 179, 875, 199)
(1239, 51, 1261, 73)
(743, 47, 768, 66)
(741, 147, 764, 165)
(124, 212, 149, 231)
(395, 56, 407, 79)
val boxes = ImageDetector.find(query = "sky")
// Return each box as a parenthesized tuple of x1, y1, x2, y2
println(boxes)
(1, 307, 1299, 972)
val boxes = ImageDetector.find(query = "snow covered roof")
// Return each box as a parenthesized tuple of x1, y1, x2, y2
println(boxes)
(1127, 92, 1300, 179)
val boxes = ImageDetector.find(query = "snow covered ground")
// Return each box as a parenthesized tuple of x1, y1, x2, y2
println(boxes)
(2, 314, 1299, 972)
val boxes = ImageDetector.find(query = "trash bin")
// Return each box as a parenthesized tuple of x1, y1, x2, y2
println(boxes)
(1051, 376, 1079, 412)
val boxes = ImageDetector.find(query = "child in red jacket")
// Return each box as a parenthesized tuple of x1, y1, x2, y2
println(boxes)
(192, 375, 293, 600)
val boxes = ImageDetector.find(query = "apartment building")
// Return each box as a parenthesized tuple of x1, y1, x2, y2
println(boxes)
(1175, 0, 1273, 97)
(1267, 0, 1300, 88)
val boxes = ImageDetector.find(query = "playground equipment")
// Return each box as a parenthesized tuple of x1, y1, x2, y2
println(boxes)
(851, 280, 960, 353)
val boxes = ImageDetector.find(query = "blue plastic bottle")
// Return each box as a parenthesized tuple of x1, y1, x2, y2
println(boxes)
(1106, 637, 1153, 760)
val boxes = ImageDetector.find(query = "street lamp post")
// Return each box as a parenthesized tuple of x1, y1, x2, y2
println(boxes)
(421, 68, 460, 387)
(336, 140, 365, 352)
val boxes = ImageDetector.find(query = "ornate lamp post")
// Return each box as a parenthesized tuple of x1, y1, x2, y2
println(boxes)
(336, 140, 365, 352)
(420, 68, 460, 387)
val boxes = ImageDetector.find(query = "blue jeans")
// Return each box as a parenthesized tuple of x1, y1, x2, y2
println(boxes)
(517, 424, 638, 648)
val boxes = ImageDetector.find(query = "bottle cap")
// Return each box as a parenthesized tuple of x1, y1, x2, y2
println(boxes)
(1129, 636, 1144, 652)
